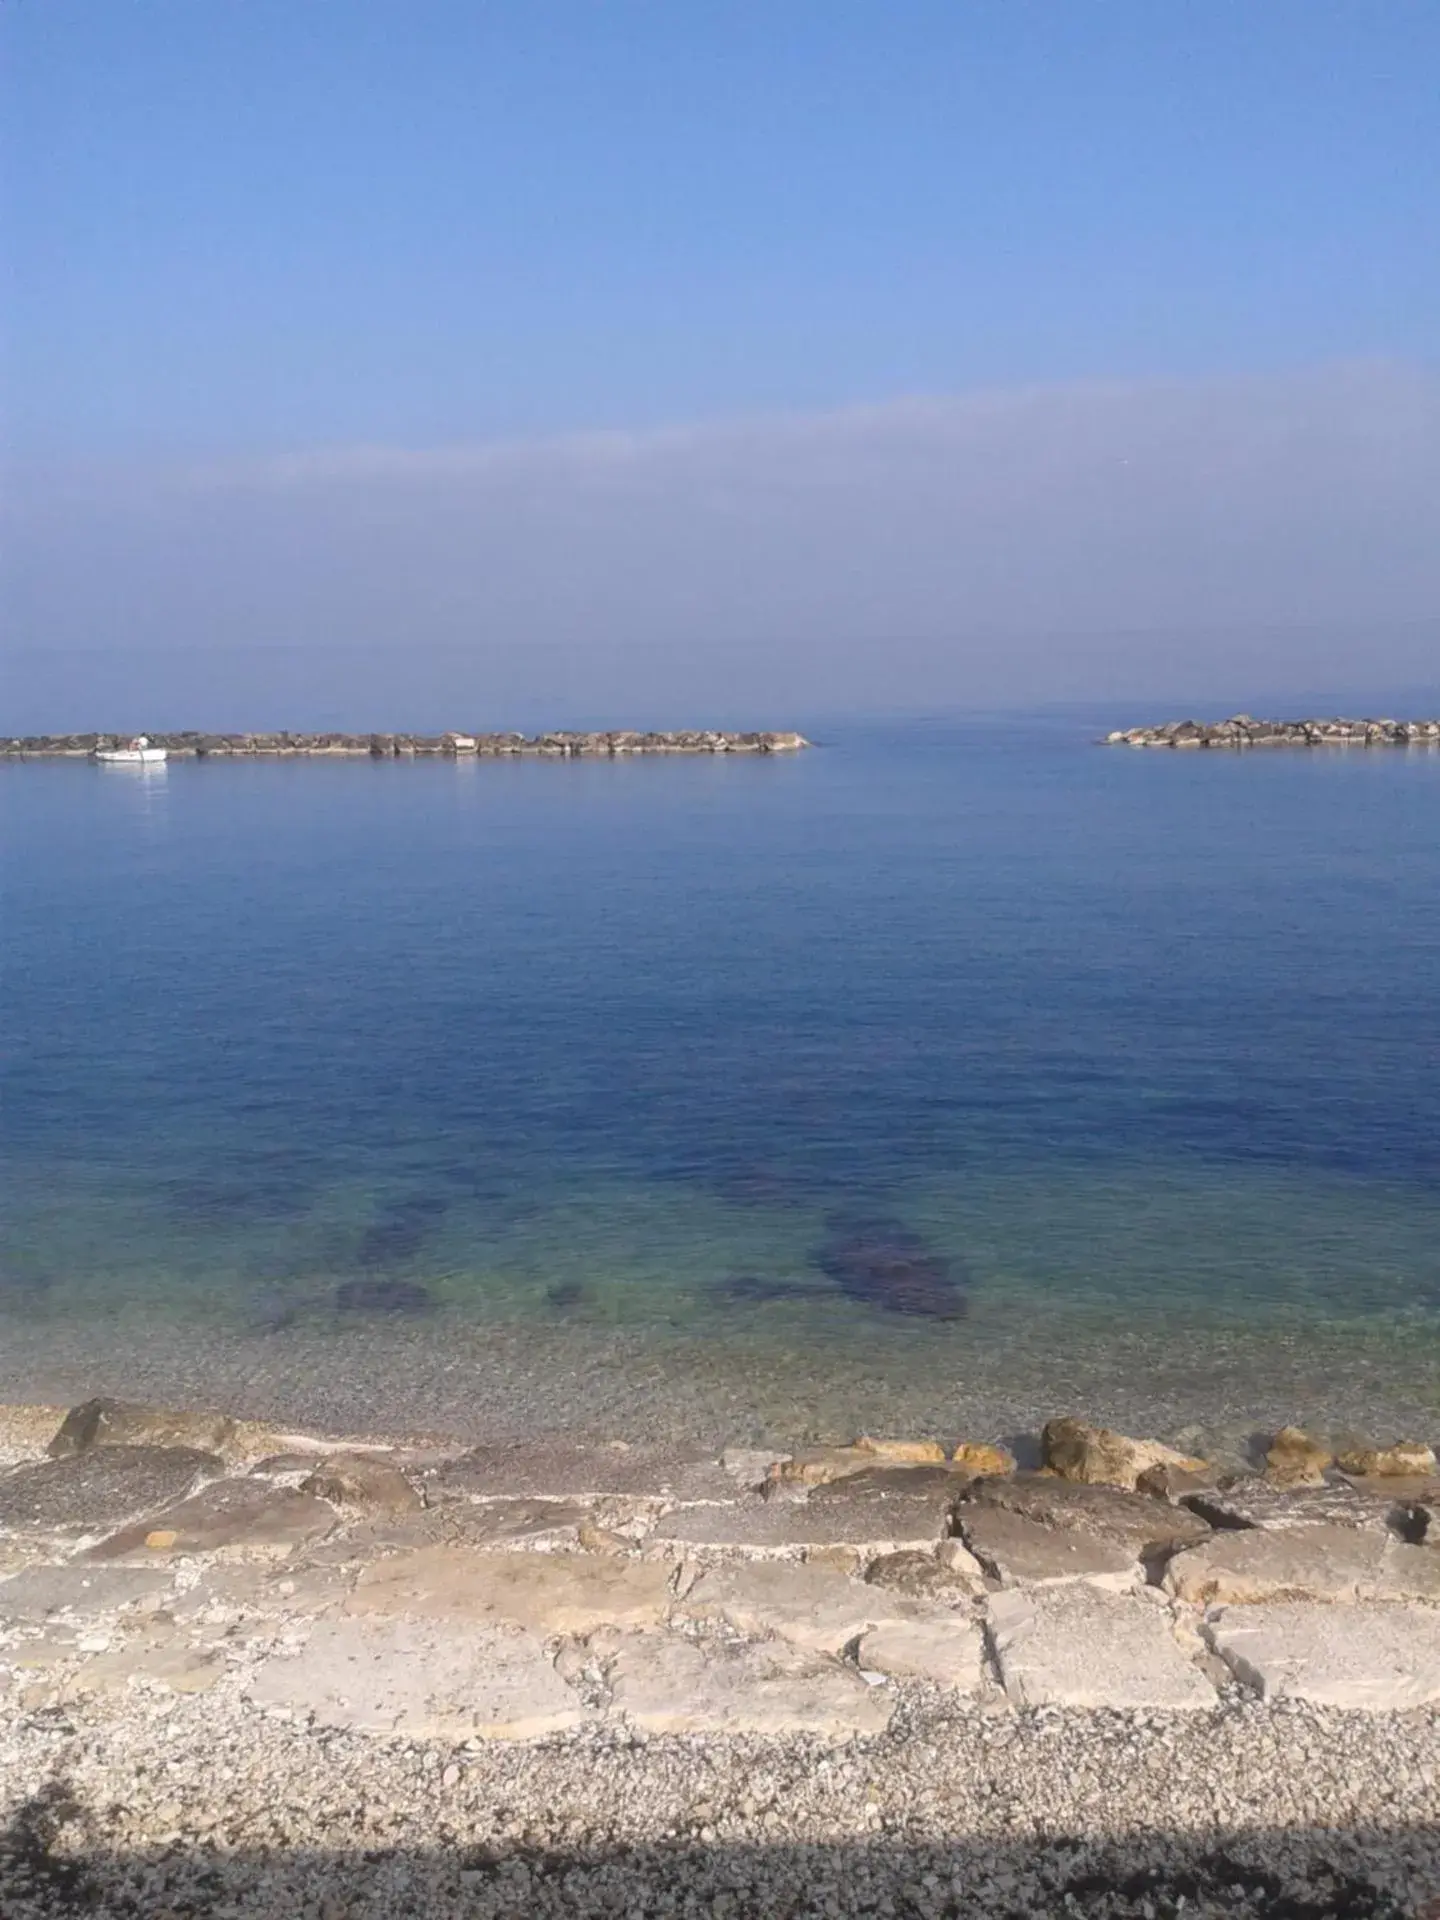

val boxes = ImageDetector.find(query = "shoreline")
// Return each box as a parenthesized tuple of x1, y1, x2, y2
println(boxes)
(0, 728, 811, 760)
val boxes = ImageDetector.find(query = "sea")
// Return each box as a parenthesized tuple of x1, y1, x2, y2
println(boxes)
(3, 713, 1438, 1452)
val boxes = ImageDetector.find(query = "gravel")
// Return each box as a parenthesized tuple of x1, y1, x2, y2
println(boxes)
(3, 1687, 1437, 1917)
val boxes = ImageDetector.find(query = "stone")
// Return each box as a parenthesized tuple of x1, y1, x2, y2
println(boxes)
(679, 1559, 936, 1656)
(248, 1618, 590, 1739)
(1162, 1524, 1440, 1605)
(766, 1447, 884, 1489)
(956, 1473, 1210, 1560)
(1334, 1441, 1437, 1478)
(1136, 1462, 1221, 1502)
(949, 1443, 1016, 1477)
(1041, 1417, 1207, 1492)
(348, 1547, 672, 1635)
(1203, 1604, 1440, 1709)
(427, 1443, 733, 1505)
(807, 1464, 966, 1509)
(0, 1446, 220, 1539)
(1265, 1426, 1332, 1484)
(851, 1436, 947, 1465)
(649, 1486, 949, 1553)
(604, 1631, 892, 1737)
(88, 1477, 336, 1559)
(1183, 1478, 1406, 1535)
(987, 1587, 1215, 1710)
(66, 1633, 224, 1698)
(865, 1548, 985, 1602)
(0, 1564, 174, 1622)
(805, 1545, 864, 1576)
(47, 1397, 236, 1459)
(299, 1453, 421, 1514)
(855, 1616, 985, 1689)
(957, 1508, 1137, 1590)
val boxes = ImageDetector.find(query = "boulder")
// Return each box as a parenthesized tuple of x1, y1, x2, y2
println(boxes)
(1334, 1441, 1437, 1478)
(46, 1398, 235, 1460)
(950, 1442, 1016, 1477)
(1265, 1427, 1332, 1485)
(864, 1547, 985, 1602)
(1041, 1417, 1207, 1492)
(851, 1436, 947, 1465)
(299, 1452, 422, 1515)
(987, 1587, 1215, 1710)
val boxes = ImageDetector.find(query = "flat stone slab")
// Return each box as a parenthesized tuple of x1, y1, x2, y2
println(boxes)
(427, 1444, 734, 1505)
(1163, 1524, 1440, 1605)
(88, 1477, 337, 1559)
(0, 1447, 220, 1539)
(855, 1616, 985, 1690)
(348, 1547, 673, 1635)
(987, 1587, 1215, 1710)
(679, 1559, 937, 1656)
(1204, 1604, 1440, 1709)
(47, 1397, 236, 1460)
(1185, 1479, 1407, 1535)
(649, 1491, 949, 1553)
(0, 1564, 174, 1622)
(957, 1508, 1136, 1590)
(248, 1618, 591, 1739)
(957, 1474, 1210, 1559)
(604, 1631, 893, 1737)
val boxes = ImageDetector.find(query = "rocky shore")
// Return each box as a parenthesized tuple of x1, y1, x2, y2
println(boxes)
(1105, 715, 1440, 749)
(2, 1398, 1438, 1916)
(1, 728, 811, 760)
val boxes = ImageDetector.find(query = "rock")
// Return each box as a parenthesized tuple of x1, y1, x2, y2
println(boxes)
(1334, 1441, 1437, 1478)
(679, 1559, 941, 1656)
(1183, 1478, 1406, 1535)
(720, 1447, 787, 1490)
(248, 1618, 591, 1739)
(604, 1631, 892, 1737)
(0, 1405, 70, 1465)
(299, 1453, 422, 1515)
(46, 1397, 236, 1459)
(766, 1447, 884, 1489)
(957, 1508, 1137, 1591)
(987, 1587, 1215, 1710)
(1203, 1604, 1440, 1709)
(1265, 1426, 1332, 1484)
(0, 1446, 220, 1540)
(441, 1498, 596, 1548)
(1041, 1417, 1207, 1492)
(807, 1464, 966, 1507)
(0, 1564, 174, 1622)
(347, 1548, 672, 1635)
(851, 1436, 947, 1465)
(950, 1443, 1016, 1477)
(1162, 1524, 1440, 1605)
(577, 1522, 630, 1555)
(864, 1548, 985, 1602)
(1136, 1462, 1222, 1502)
(64, 1632, 224, 1699)
(428, 1443, 733, 1504)
(88, 1477, 336, 1559)
(956, 1473, 1210, 1561)
(855, 1616, 985, 1689)
(648, 1488, 949, 1553)
(804, 1545, 864, 1576)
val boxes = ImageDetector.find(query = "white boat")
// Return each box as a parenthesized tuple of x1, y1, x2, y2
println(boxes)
(95, 734, 168, 764)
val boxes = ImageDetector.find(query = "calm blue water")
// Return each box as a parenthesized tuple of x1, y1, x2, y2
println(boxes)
(3, 718, 1439, 1434)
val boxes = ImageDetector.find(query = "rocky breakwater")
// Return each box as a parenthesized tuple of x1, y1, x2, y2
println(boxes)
(1, 728, 811, 759)
(1105, 713, 1440, 749)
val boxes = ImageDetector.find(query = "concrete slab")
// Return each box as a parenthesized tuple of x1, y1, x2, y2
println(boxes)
(1204, 1604, 1440, 1709)
(957, 1508, 1137, 1590)
(679, 1559, 935, 1656)
(1184, 1480, 1406, 1535)
(987, 1587, 1215, 1710)
(649, 1491, 948, 1554)
(604, 1631, 893, 1737)
(347, 1547, 673, 1635)
(957, 1474, 1209, 1559)
(248, 1618, 591, 1739)
(855, 1616, 985, 1690)
(1163, 1525, 1440, 1605)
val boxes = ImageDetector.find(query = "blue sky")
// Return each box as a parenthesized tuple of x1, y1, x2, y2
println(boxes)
(4, 2, 1439, 717)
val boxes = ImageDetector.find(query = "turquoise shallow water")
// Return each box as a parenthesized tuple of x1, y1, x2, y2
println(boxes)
(3, 717, 1438, 1438)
